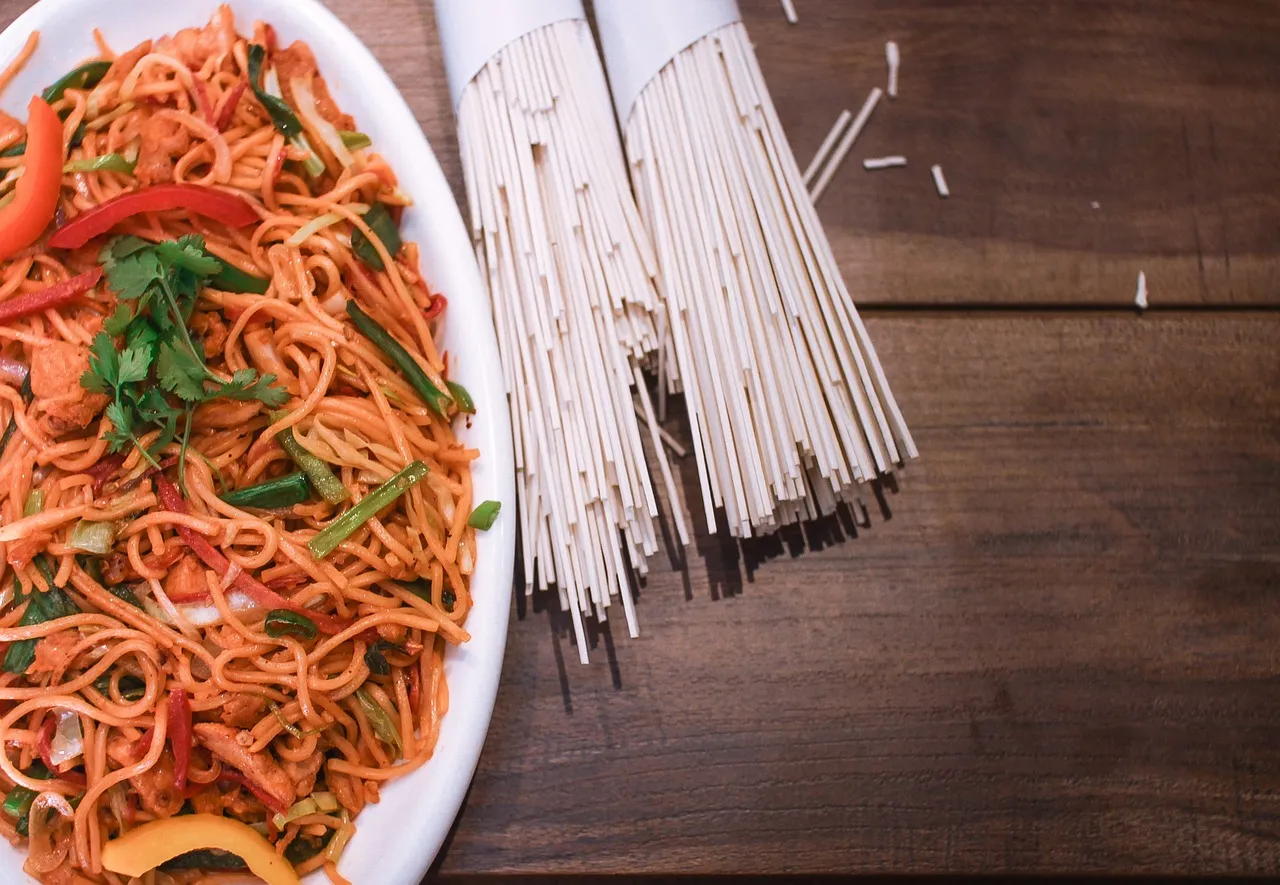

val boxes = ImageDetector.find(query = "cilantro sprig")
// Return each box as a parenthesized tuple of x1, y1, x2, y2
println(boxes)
(81, 235, 288, 471)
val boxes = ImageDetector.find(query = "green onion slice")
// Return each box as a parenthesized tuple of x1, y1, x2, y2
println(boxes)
(270, 412, 349, 506)
(210, 259, 270, 295)
(42, 60, 111, 104)
(467, 500, 501, 530)
(338, 131, 372, 151)
(345, 301, 451, 416)
(354, 687, 402, 755)
(307, 461, 428, 559)
(221, 472, 310, 509)
(264, 609, 318, 641)
(351, 203, 402, 272)
(64, 153, 135, 175)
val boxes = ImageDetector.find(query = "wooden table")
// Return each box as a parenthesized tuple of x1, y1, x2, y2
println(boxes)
(5, 0, 1280, 877)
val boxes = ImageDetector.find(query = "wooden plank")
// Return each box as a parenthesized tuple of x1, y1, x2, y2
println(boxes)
(1, 1, 1276, 307)
(743, 0, 1280, 306)
(436, 314, 1280, 875)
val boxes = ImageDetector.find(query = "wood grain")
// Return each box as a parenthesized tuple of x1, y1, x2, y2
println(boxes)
(440, 314, 1280, 875)
(0, 0, 1276, 878)
(747, 0, 1280, 306)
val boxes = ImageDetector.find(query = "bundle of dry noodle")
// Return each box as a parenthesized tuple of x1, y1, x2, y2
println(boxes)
(455, 17, 685, 663)
(0, 7, 483, 884)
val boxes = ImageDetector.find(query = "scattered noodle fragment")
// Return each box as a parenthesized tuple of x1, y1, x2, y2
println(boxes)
(931, 164, 950, 197)
(886, 40, 900, 98)
(863, 156, 907, 170)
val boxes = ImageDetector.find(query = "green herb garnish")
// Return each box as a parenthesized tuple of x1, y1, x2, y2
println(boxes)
(80, 235, 287, 471)
(264, 610, 318, 641)
(2, 575, 78, 675)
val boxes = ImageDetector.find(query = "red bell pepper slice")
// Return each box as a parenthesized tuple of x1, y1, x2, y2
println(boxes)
(154, 475, 349, 635)
(0, 97, 62, 263)
(214, 80, 248, 132)
(168, 687, 192, 791)
(0, 267, 102, 325)
(48, 184, 260, 250)
(190, 81, 216, 127)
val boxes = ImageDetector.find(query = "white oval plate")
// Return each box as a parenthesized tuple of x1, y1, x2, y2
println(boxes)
(0, 1, 515, 882)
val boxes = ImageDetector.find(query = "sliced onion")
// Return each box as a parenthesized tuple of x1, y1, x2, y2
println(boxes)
(320, 290, 347, 317)
(47, 710, 83, 768)
(290, 76, 353, 169)
(427, 472, 455, 524)
(107, 783, 129, 833)
(220, 561, 242, 592)
(24, 792, 74, 874)
(286, 212, 345, 247)
(0, 356, 28, 387)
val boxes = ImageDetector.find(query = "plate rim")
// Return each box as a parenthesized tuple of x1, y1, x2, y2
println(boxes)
(0, 1, 515, 882)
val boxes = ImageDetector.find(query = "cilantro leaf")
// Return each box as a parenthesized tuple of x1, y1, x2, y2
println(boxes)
(87, 332, 119, 389)
(84, 235, 287, 472)
(212, 369, 288, 407)
(117, 343, 152, 386)
(156, 342, 208, 402)
(104, 303, 133, 337)
(108, 249, 163, 304)
(156, 236, 221, 277)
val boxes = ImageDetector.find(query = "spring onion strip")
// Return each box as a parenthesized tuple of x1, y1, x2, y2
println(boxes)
(345, 302, 450, 416)
(307, 461, 428, 559)
(271, 411, 349, 505)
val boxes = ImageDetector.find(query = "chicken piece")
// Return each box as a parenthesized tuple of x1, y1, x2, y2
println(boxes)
(280, 752, 323, 798)
(192, 723, 294, 809)
(29, 630, 78, 676)
(273, 41, 355, 131)
(189, 785, 233, 816)
(134, 114, 192, 186)
(162, 555, 208, 603)
(38, 858, 97, 885)
(225, 786, 266, 820)
(219, 693, 266, 729)
(30, 341, 109, 432)
(325, 766, 364, 817)
(153, 6, 234, 73)
(5, 531, 49, 569)
(105, 737, 184, 818)
(98, 40, 152, 91)
(190, 310, 228, 360)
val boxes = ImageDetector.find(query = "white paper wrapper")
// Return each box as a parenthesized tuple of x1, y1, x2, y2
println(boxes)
(435, 0, 586, 108)
(594, 0, 741, 121)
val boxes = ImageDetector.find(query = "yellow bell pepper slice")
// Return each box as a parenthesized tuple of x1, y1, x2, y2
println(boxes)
(100, 813, 300, 885)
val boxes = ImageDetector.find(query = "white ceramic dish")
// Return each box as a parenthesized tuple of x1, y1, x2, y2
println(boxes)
(0, 1, 515, 882)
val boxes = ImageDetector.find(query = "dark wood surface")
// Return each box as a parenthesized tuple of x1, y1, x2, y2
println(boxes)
(2, 0, 1280, 877)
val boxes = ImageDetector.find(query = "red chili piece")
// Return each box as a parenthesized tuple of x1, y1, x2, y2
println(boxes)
(214, 80, 247, 131)
(154, 475, 349, 634)
(0, 268, 103, 325)
(86, 452, 126, 497)
(191, 80, 216, 127)
(48, 184, 260, 250)
(217, 768, 290, 815)
(168, 687, 192, 791)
